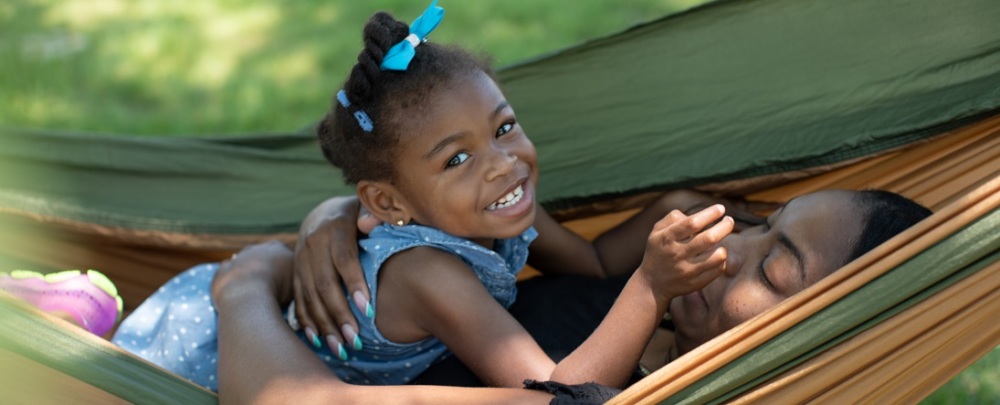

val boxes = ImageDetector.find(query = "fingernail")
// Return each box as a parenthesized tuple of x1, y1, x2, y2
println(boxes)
(306, 327, 321, 348)
(327, 336, 349, 361)
(341, 324, 363, 351)
(352, 290, 375, 318)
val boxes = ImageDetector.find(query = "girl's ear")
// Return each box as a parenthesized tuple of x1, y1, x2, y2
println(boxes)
(357, 180, 411, 225)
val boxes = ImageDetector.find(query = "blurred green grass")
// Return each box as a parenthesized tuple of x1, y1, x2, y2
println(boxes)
(1, 0, 705, 136)
(1, 0, 996, 402)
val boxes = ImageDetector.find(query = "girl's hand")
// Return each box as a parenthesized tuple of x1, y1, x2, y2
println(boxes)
(638, 204, 733, 300)
(660, 190, 780, 232)
(292, 196, 381, 354)
(211, 240, 295, 308)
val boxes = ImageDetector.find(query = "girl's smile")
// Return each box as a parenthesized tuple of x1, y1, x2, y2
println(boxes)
(485, 181, 534, 219)
(368, 69, 539, 245)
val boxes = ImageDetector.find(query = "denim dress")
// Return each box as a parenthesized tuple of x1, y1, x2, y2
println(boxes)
(301, 224, 537, 385)
(112, 224, 536, 391)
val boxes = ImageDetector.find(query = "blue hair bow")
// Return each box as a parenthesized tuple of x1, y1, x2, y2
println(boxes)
(380, 0, 445, 71)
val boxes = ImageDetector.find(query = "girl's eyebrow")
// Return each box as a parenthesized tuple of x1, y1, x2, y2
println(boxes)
(424, 132, 467, 160)
(423, 101, 511, 161)
(492, 101, 509, 118)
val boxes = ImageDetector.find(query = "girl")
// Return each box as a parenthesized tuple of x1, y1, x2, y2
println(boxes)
(111, 1, 734, 391)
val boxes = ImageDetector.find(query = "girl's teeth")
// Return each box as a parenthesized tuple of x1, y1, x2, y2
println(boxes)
(487, 185, 525, 211)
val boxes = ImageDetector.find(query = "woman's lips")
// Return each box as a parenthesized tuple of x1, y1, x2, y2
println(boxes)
(682, 289, 709, 313)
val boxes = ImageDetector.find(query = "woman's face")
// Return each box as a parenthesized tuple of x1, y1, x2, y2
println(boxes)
(669, 190, 864, 354)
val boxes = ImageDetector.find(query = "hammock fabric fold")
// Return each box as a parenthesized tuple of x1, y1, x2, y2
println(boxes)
(1, 0, 999, 402)
(606, 117, 1000, 404)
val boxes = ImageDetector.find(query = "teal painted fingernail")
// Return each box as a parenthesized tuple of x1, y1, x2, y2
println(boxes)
(326, 335, 347, 360)
(306, 327, 321, 348)
(341, 324, 363, 351)
(353, 291, 374, 318)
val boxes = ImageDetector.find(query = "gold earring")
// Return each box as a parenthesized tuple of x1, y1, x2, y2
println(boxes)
(396, 219, 405, 226)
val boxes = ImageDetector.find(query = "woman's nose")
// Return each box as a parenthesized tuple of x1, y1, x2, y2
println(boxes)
(720, 236, 742, 278)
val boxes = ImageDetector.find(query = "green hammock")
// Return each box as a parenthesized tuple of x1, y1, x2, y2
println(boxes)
(1, 0, 999, 402)
(1, 0, 997, 236)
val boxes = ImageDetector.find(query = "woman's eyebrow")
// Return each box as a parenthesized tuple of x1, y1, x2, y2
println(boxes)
(778, 232, 807, 288)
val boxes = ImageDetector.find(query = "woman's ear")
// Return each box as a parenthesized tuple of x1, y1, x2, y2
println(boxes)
(357, 181, 411, 226)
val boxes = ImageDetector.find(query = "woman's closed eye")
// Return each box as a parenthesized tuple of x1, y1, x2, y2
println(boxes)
(446, 151, 470, 168)
(757, 220, 776, 290)
(758, 257, 775, 290)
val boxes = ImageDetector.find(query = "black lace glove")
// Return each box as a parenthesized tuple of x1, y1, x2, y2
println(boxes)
(523, 379, 622, 405)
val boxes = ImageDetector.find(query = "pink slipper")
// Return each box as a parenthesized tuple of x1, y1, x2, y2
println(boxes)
(0, 269, 123, 336)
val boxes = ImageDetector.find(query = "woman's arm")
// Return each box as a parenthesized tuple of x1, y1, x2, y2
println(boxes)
(292, 196, 381, 357)
(211, 242, 551, 404)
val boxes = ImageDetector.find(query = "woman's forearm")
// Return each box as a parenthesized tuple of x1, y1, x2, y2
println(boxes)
(214, 261, 551, 404)
(215, 279, 358, 404)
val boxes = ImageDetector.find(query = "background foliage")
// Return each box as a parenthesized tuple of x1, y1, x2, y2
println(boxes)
(2, 0, 703, 135)
(1, 1, 995, 402)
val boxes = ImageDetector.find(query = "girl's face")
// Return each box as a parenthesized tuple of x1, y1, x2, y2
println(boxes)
(389, 71, 538, 245)
(669, 190, 864, 354)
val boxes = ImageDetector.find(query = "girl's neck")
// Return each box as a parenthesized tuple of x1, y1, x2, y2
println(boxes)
(469, 237, 496, 250)
(403, 221, 497, 250)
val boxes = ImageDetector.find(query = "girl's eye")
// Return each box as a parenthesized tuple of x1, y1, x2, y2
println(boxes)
(496, 121, 515, 137)
(446, 152, 470, 168)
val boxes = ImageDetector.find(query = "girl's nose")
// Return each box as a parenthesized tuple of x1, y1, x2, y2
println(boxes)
(486, 152, 517, 182)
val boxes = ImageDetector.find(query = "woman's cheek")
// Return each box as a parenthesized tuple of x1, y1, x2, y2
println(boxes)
(718, 286, 783, 330)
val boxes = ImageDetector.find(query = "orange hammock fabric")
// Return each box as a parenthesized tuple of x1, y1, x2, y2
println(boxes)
(606, 116, 1000, 403)
(0, 115, 996, 404)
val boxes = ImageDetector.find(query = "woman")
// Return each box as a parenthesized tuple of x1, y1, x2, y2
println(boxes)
(211, 188, 930, 402)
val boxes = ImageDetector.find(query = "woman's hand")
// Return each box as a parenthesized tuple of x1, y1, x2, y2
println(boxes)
(211, 240, 295, 309)
(292, 196, 382, 355)
(638, 204, 733, 300)
(659, 190, 779, 232)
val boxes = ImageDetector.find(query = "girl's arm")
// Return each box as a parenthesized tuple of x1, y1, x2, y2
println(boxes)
(528, 190, 774, 278)
(211, 241, 551, 405)
(384, 205, 732, 388)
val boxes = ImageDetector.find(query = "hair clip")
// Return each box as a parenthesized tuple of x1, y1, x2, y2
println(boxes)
(337, 89, 374, 133)
(380, 0, 445, 71)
